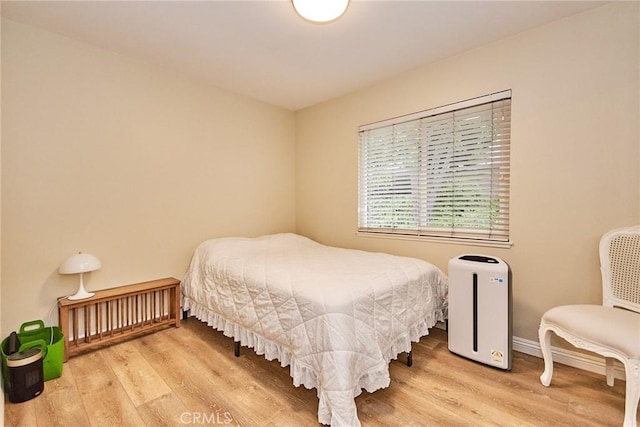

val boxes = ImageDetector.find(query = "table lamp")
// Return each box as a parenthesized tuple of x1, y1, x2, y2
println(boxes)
(59, 252, 102, 300)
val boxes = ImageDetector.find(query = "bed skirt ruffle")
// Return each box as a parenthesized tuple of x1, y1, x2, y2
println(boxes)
(182, 296, 444, 426)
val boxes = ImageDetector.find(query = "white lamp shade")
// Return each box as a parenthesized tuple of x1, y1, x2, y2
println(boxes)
(292, 0, 349, 23)
(59, 253, 102, 274)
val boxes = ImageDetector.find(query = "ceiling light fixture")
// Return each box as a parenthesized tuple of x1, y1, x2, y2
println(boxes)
(292, 0, 349, 23)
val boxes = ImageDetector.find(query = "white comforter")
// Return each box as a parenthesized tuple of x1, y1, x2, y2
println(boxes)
(181, 233, 447, 426)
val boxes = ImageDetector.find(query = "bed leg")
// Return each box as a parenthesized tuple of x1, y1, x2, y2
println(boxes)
(407, 351, 413, 367)
(182, 309, 189, 320)
(234, 341, 240, 357)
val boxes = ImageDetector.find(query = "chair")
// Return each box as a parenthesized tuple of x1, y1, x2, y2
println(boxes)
(538, 225, 640, 427)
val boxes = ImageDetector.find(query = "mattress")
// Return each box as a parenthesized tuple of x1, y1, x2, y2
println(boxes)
(181, 233, 447, 426)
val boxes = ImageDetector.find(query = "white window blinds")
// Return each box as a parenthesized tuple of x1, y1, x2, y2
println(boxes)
(358, 90, 511, 244)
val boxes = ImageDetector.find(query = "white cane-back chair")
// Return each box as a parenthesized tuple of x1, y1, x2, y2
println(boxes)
(539, 225, 640, 427)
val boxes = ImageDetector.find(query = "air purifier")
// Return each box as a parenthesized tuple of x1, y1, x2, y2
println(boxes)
(448, 254, 512, 370)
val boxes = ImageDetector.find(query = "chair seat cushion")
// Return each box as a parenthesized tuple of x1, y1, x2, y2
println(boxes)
(542, 304, 640, 358)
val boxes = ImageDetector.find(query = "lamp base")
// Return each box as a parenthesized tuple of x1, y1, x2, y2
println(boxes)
(67, 289, 95, 300)
(67, 272, 95, 300)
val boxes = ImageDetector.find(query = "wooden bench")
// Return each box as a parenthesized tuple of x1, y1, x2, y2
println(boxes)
(58, 277, 181, 361)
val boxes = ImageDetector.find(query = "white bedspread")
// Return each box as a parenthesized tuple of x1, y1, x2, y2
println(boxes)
(181, 233, 447, 426)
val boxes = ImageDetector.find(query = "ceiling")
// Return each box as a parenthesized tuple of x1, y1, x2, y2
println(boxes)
(1, 0, 609, 111)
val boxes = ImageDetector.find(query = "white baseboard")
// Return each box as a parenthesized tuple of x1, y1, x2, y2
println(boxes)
(512, 336, 626, 380)
(434, 322, 625, 380)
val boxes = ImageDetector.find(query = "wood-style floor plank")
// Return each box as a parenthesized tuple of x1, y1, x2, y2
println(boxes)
(3, 398, 36, 427)
(32, 363, 91, 427)
(71, 360, 144, 426)
(138, 347, 244, 426)
(4, 318, 636, 426)
(135, 392, 190, 427)
(102, 341, 172, 407)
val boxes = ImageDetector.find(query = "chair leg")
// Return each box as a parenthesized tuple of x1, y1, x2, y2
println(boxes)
(606, 357, 615, 387)
(623, 359, 639, 427)
(539, 325, 554, 387)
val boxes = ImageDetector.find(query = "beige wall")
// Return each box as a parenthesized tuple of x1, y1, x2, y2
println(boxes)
(295, 2, 640, 342)
(1, 20, 296, 336)
(0, 14, 4, 420)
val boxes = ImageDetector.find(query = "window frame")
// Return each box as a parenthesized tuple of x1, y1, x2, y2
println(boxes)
(357, 90, 512, 248)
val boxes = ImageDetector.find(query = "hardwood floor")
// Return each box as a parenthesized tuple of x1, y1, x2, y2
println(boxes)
(4, 318, 635, 426)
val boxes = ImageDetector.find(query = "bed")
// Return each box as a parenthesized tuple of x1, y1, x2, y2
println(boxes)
(181, 233, 447, 426)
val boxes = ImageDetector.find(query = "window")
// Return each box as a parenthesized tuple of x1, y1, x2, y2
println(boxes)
(358, 91, 511, 246)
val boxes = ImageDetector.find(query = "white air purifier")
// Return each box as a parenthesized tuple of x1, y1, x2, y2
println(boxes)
(447, 254, 512, 370)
